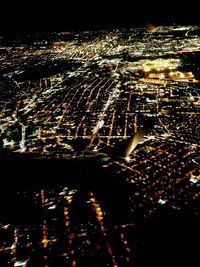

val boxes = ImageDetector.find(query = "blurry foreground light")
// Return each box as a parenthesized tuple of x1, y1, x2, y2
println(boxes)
(125, 156, 131, 162)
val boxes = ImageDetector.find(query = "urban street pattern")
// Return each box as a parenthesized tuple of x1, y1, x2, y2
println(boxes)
(0, 26, 199, 266)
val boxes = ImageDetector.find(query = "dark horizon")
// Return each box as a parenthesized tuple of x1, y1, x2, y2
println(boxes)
(1, 1, 200, 33)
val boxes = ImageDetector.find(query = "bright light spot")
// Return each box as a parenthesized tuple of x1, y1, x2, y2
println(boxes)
(158, 199, 167, 205)
(125, 156, 131, 162)
(47, 205, 56, 210)
(14, 260, 29, 267)
(190, 177, 199, 184)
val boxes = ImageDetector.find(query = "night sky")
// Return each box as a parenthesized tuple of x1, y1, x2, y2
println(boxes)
(1, 1, 200, 33)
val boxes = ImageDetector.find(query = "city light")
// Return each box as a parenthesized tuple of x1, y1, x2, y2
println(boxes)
(0, 25, 199, 267)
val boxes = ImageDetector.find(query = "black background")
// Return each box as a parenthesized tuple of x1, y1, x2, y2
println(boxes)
(1, 0, 200, 33)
